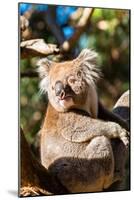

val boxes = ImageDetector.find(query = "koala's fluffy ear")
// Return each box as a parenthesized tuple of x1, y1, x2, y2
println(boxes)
(37, 58, 52, 79)
(77, 49, 100, 85)
(37, 58, 53, 93)
(77, 49, 98, 65)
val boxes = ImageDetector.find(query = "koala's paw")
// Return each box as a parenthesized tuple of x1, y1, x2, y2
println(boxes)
(108, 122, 129, 149)
(120, 129, 129, 149)
(115, 125, 129, 149)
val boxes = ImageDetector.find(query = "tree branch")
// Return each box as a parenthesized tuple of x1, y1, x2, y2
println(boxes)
(20, 128, 68, 196)
(61, 8, 94, 52)
(44, 6, 65, 45)
(69, 8, 84, 24)
(20, 39, 60, 59)
(21, 70, 38, 78)
(20, 8, 94, 59)
(113, 90, 129, 123)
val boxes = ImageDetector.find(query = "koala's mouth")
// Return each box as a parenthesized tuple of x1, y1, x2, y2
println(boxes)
(57, 92, 74, 108)
(58, 95, 73, 101)
(59, 96, 74, 108)
(54, 82, 76, 108)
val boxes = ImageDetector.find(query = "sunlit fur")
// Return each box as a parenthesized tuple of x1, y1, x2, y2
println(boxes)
(37, 50, 129, 193)
(37, 49, 101, 118)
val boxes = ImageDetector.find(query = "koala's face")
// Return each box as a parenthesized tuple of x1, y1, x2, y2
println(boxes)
(48, 61, 88, 112)
(37, 49, 100, 113)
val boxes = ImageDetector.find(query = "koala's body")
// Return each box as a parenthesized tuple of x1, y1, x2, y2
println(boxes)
(37, 49, 129, 193)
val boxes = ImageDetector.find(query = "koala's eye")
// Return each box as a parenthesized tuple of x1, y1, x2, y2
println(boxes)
(77, 71, 81, 78)
(68, 76, 76, 84)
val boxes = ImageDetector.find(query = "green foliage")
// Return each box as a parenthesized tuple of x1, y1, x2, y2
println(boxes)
(80, 8, 129, 82)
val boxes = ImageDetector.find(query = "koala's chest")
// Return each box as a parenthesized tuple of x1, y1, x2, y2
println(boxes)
(40, 129, 87, 169)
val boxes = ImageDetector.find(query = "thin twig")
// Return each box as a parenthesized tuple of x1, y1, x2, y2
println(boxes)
(21, 70, 38, 78)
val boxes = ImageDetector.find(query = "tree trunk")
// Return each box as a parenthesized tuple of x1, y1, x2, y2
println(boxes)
(20, 128, 68, 197)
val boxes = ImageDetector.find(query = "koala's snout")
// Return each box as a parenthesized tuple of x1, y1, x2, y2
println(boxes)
(55, 81, 65, 99)
(55, 81, 72, 99)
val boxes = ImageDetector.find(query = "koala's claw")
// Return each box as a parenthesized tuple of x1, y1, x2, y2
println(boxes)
(111, 124, 129, 149)
(120, 130, 129, 149)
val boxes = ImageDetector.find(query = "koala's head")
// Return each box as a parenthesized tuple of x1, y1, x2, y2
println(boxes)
(37, 49, 100, 116)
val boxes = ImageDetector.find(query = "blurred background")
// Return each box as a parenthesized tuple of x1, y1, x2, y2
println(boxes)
(19, 3, 130, 144)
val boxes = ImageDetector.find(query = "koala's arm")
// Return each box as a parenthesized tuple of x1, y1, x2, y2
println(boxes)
(59, 111, 129, 147)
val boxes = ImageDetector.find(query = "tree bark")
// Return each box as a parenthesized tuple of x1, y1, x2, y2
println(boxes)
(107, 90, 130, 191)
(20, 128, 68, 197)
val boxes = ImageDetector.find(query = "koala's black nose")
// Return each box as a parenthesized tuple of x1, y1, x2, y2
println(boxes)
(55, 81, 65, 98)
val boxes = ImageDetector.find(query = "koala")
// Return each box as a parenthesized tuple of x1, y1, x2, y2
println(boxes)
(37, 49, 129, 193)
